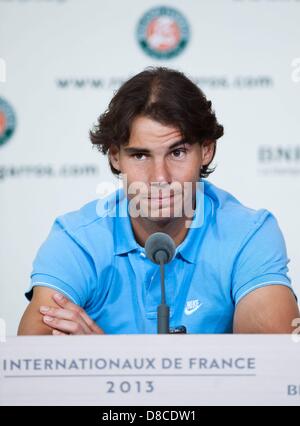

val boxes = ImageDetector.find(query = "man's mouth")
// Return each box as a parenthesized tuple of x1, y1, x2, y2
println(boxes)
(147, 194, 175, 200)
(147, 190, 177, 199)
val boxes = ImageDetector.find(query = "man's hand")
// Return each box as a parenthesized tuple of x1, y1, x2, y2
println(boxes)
(39, 293, 104, 335)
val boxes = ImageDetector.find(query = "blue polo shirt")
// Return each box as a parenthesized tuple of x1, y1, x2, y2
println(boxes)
(25, 180, 294, 334)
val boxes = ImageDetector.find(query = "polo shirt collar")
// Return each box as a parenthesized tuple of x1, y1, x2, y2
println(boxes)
(175, 180, 212, 264)
(113, 189, 139, 255)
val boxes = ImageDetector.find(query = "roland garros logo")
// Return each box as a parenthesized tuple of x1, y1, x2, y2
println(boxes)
(0, 97, 16, 147)
(136, 6, 190, 60)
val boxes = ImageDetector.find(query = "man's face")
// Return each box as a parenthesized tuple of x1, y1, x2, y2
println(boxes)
(109, 116, 214, 222)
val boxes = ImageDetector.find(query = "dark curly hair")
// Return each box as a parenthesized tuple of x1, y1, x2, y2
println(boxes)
(90, 67, 224, 178)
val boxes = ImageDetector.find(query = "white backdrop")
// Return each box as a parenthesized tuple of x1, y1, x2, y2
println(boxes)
(1, 0, 300, 335)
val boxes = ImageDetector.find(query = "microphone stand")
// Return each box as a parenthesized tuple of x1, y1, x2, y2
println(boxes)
(144, 232, 187, 334)
(157, 252, 170, 334)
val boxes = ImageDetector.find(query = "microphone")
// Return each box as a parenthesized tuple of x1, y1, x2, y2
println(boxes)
(145, 232, 176, 334)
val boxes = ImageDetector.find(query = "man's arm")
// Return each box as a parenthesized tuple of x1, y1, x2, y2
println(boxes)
(18, 286, 104, 335)
(18, 287, 63, 335)
(233, 285, 300, 333)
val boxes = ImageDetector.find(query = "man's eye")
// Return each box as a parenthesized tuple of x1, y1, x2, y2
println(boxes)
(171, 148, 187, 158)
(133, 153, 146, 160)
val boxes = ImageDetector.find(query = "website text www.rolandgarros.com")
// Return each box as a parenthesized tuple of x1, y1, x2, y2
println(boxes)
(0, 164, 99, 181)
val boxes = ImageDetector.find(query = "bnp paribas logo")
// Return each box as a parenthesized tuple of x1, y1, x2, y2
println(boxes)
(0, 97, 16, 147)
(136, 6, 190, 60)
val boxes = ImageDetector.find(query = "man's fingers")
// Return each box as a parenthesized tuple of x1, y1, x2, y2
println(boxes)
(52, 293, 77, 311)
(52, 329, 68, 336)
(40, 306, 91, 334)
(78, 310, 105, 334)
(50, 293, 105, 334)
(40, 305, 79, 322)
(52, 293, 95, 333)
(42, 315, 87, 334)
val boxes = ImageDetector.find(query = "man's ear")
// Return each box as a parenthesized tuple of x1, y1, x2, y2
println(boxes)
(201, 140, 215, 166)
(109, 145, 120, 172)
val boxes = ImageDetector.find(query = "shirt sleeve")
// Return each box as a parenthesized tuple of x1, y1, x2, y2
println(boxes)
(25, 219, 96, 306)
(231, 211, 295, 305)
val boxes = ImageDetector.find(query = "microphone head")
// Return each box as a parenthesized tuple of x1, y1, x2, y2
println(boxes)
(145, 232, 176, 265)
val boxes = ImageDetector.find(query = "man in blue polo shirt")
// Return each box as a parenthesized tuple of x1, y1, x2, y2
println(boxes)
(18, 67, 299, 335)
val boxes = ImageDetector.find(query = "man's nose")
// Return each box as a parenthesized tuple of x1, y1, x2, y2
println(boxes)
(149, 158, 171, 185)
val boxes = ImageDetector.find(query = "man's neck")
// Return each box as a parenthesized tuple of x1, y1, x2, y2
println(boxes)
(130, 215, 192, 248)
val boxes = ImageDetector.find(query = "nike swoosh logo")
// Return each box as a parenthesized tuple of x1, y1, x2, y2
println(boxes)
(184, 303, 203, 316)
